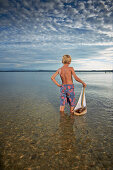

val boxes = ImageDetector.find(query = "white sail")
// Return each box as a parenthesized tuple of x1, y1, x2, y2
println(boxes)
(74, 88, 83, 110)
(83, 91, 86, 107)
(74, 87, 86, 111)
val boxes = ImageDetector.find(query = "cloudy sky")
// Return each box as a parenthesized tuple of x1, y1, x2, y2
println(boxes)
(0, 0, 113, 70)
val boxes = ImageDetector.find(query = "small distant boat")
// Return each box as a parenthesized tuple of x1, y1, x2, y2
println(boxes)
(74, 87, 87, 116)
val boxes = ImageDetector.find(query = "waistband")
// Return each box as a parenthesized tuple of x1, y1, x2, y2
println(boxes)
(61, 84, 74, 87)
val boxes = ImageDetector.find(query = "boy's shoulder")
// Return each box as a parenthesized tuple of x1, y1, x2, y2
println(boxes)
(57, 67, 61, 71)
(57, 67, 74, 72)
(57, 68, 61, 74)
(69, 67, 74, 71)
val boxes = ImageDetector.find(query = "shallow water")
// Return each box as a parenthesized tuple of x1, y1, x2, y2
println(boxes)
(0, 72, 113, 170)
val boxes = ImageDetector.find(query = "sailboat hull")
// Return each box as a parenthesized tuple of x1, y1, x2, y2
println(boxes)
(74, 107, 87, 116)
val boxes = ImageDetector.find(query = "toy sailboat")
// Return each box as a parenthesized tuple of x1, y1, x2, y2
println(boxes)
(74, 87, 87, 116)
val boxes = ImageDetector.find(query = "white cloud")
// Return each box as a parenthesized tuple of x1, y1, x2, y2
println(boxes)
(98, 47, 113, 59)
(72, 58, 112, 70)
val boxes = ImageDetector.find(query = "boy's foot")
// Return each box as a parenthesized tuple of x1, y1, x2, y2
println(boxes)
(70, 107, 74, 113)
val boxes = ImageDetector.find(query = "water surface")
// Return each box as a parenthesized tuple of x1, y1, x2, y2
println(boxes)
(0, 72, 113, 169)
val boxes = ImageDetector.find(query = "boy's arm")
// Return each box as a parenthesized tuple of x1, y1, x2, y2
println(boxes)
(51, 69, 61, 87)
(71, 68, 86, 87)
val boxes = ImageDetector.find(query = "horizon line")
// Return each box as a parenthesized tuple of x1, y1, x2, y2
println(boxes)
(0, 69, 113, 72)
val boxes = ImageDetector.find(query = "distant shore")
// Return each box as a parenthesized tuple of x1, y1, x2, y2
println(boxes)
(0, 70, 113, 72)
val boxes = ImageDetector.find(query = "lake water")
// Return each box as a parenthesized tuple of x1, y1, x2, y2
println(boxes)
(0, 72, 113, 169)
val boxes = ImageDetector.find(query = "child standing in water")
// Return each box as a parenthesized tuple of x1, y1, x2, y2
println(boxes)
(51, 55, 86, 113)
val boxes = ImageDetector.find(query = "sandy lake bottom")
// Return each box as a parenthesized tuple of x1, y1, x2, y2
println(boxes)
(0, 72, 113, 170)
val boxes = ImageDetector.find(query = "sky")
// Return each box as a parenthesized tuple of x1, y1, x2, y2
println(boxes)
(0, 0, 113, 70)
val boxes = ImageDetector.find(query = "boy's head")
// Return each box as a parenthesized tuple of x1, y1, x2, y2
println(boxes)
(62, 55, 71, 64)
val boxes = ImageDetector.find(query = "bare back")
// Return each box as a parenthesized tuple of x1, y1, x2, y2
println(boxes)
(59, 66, 73, 85)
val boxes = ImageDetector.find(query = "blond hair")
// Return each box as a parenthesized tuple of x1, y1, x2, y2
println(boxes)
(62, 55, 71, 64)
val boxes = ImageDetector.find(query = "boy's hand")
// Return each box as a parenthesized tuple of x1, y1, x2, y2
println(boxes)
(83, 82, 87, 88)
(58, 84, 62, 87)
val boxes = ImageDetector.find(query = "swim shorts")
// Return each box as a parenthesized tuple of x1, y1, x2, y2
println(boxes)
(60, 84, 75, 107)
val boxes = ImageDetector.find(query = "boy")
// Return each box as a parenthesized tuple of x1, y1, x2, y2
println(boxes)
(51, 55, 86, 113)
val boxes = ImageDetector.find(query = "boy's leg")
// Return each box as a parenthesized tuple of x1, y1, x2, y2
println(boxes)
(70, 106, 74, 113)
(66, 84, 75, 114)
(60, 106, 65, 112)
(60, 85, 66, 112)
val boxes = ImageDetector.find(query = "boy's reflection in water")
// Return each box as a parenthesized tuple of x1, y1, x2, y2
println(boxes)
(59, 112, 75, 140)
(59, 112, 88, 168)
(59, 112, 77, 167)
